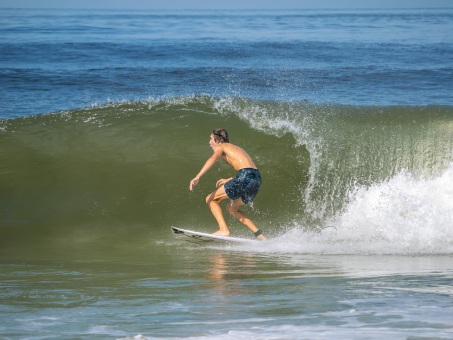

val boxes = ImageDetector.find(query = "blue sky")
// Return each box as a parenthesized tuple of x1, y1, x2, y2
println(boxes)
(1, 0, 452, 9)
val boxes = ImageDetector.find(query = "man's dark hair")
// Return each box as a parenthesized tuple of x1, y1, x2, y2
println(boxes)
(212, 128, 229, 143)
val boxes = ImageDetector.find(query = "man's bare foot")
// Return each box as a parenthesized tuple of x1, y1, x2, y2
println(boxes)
(256, 234, 266, 241)
(213, 229, 230, 236)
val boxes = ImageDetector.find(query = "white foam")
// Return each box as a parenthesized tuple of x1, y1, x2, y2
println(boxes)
(251, 163, 453, 255)
(333, 163, 453, 254)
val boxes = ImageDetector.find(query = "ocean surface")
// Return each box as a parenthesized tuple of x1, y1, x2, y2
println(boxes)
(1, 7, 453, 339)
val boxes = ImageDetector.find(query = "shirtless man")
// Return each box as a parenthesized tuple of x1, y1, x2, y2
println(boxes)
(189, 128, 266, 240)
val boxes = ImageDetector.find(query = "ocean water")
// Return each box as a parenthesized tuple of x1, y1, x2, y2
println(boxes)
(1, 7, 453, 339)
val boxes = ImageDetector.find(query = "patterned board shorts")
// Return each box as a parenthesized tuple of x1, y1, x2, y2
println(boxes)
(224, 168, 262, 204)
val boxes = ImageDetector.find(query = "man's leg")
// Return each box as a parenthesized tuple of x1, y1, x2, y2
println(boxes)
(226, 199, 266, 240)
(206, 185, 230, 236)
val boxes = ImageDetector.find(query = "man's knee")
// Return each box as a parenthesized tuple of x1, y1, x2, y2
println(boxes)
(206, 193, 219, 205)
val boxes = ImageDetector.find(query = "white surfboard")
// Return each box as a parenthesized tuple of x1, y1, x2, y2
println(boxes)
(171, 226, 257, 244)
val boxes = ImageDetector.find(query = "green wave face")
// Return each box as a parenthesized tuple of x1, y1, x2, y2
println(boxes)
(1, 96, 452, 254)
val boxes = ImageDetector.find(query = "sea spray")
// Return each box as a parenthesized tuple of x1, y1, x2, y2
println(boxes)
(332, 163, 453, 254)
(250, 163, 453, 255)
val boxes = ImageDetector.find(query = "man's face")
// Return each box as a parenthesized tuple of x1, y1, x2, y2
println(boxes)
(209, 134, 220, 150)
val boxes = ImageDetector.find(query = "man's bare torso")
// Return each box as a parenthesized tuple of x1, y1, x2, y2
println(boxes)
(219, 143, 257, 171)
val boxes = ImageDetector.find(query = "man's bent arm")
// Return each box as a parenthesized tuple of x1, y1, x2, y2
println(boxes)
(189, 149, 223, 190)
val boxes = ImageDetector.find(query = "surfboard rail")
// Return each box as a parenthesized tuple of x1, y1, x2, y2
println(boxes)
(171, 226, 257, 244)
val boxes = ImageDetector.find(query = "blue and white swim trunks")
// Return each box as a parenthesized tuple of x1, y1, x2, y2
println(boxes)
(224, 168, 262, 204)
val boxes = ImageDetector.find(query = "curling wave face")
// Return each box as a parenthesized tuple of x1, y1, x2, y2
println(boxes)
(1, 96, 452, 255)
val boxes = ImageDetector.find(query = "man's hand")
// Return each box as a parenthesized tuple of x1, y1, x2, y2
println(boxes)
(189, 178, 199, 191)
(216, 178, 232, 188)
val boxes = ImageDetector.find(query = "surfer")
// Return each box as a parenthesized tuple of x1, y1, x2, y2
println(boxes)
(189, 128, 266, 240)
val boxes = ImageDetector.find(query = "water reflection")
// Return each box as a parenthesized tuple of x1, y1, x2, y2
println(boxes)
(204, 252, 259, 302)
